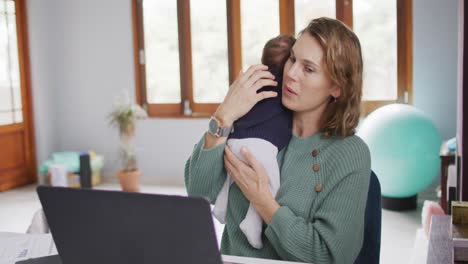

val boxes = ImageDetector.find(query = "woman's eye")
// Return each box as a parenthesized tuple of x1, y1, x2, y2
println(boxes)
(305, 67, 314, 73)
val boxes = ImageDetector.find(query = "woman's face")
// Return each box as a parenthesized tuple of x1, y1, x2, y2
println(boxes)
(281, 32, 340, 114)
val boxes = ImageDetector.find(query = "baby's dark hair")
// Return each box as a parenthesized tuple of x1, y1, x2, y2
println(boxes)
(261, 34, 296, 73)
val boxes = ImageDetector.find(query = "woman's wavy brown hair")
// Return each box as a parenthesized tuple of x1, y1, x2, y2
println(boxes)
(300, 17, 363, 138)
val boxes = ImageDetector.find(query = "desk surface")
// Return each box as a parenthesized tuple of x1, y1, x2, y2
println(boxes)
(222, 254, 310, 264)
(16, 254, 310, 264)
(3, 232, 311, 264)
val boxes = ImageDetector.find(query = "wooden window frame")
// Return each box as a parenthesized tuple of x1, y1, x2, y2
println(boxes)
(360, 0, 413, 115)
(0, 0, 37, 188)
(133, 0, 412, 118)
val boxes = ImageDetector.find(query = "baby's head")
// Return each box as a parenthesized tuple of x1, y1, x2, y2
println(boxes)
(261, 34, 296, 77)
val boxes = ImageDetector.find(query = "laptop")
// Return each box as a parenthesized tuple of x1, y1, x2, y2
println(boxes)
(32, 186, 224, 264)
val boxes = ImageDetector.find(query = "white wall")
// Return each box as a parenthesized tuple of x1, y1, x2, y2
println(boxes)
(27, 0, 460, 186)
(413, 0, 458, 141)
(27, 0, 60, 178)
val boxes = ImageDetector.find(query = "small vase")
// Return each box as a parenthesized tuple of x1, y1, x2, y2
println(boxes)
(117, 169, 141, 192)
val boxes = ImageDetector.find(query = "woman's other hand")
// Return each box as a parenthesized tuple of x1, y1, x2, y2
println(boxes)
(224, 145, 280, 224)
(214, 64, 278, 127)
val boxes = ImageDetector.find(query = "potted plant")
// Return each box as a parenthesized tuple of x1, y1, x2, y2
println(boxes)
(108, 95, 147, 192)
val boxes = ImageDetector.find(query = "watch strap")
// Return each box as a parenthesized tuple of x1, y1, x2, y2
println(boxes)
(218, 126, 232, 137)
(209, 116, 232, 138)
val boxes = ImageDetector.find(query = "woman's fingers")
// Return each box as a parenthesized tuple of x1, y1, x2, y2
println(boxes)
(239, 64, 269, 84)
(255, 91, 278, 103)
(225, 146, 256, 181)
(216, 64, 276, 124)
(240, 147, 267, 183)
(224, 151, 248, 187)
(252, 79, 278, 92)
(240, 147, 260, 171)
(224, 146, 244, 170)
(244, 69, 275, 88)
(242, 148, 269, 184)
(224, 155, 236, 176)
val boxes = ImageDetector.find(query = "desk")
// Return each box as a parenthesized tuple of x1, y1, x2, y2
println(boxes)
(222, 254, 309, 264)
(15, 254, 310, 264)
(2, 232, 310, 264)
(440, 142, 456, 213)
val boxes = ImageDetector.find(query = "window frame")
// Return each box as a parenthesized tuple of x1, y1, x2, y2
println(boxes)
(0, 0, 38, 188)
(0, 0, 34, 130)
(133, 0, 412, 118)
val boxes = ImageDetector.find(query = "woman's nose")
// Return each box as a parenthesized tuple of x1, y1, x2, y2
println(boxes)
(285, 62, 299, 81)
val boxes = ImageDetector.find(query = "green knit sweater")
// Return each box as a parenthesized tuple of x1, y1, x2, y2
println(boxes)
(184, 132, 371, 264)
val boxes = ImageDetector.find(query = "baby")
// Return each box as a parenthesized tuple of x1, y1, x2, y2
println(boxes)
(213, 34, 295, 249)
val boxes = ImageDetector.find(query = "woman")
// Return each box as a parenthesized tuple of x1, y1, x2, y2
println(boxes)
(184, 17, 371, 263)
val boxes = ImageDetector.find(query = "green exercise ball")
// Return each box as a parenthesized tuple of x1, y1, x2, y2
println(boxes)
(357, 104, 442, 199)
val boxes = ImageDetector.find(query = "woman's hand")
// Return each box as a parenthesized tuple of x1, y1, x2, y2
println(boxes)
(214, 64, 278, 127)
(224, 145, 280, 224)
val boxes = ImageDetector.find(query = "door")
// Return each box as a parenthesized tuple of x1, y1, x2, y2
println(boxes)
(0, 0, 36, 191)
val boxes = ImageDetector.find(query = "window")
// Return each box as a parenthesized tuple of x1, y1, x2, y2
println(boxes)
(133, 0, 412, 117)
(142, 0, 181, 104)
(0, 0, 22, 125)
(354, 0, 413, 114)
(355, 0, 398, 101)
(191, 0, 229, 104)
(295, 0, 336, 34)
(241, 0, 279, 70)
(0, 0, 37, 191)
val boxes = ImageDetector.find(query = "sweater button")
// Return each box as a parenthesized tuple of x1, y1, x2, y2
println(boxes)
(315, 184, 323, 193)
(312, 149, 319, 157)
(312, 164, 320, 172)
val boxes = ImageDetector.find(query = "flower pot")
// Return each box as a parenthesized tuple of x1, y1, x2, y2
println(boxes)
(117, 169, 140, 192)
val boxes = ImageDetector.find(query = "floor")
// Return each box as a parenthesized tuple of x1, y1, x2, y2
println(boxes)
(0, 182, 436, 264)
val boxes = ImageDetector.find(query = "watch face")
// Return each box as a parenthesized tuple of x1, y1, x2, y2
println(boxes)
(209, 118, 218, 134)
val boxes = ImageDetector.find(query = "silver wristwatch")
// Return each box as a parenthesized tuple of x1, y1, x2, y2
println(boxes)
(208, 116, 232, 138)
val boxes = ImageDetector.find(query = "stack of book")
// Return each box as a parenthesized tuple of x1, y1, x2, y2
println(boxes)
(452, 201, 468, 261)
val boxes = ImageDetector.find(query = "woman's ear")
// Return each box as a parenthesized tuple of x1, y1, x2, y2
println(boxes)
(330, 85, 341, 99)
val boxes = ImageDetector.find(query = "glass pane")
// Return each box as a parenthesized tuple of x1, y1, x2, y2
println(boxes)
(295, 0, 335, 35)
(241, 0, 279, 70)
(14, 109, 22, 123)
(8, 14, 20, 85)
(0, 11, 11, 111)
(143, 0, 181, 104)
(13, 85, 21, 109)
(191, 0, 229, 103)
(0, 111, 13, 125)
(354, 0, 397, 101)
(0, 1, 5, 14)
(6, 0, 14, 14)
(0, 13, 8, 89)
(0, 85, 12, 111)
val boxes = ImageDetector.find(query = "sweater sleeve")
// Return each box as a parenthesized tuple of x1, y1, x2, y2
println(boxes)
(184, 133, 228, 204)
(264, 142, 371, 264)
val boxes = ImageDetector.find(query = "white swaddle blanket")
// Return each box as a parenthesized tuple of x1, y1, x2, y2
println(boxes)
(212, 138, 280, 249)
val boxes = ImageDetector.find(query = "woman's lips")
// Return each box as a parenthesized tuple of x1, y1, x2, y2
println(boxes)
(284, 85, 298, 96)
